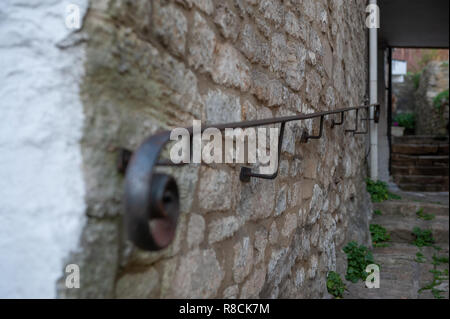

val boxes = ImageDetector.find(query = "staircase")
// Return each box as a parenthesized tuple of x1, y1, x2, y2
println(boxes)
(344, 193, 449, 299)
(391, 136, 449, 192)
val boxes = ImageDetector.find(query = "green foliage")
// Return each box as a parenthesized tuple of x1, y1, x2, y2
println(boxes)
(416, 208, 435, 221)
(393, 113, 415, 130)
(373, 209, 382, 216)
(420, 268, 449, 299)
(432, 254, 449, 266)
(370, 224, 390, 247)
(326, 271, 346, 298)
(343, 241, 376, 283)
(415, 252, 426, 263)
(412, 227, 435, 247)
(441, 61, 449, 68)
(407, 71, 421, 90)
(366, 178, 401, 203)
(412, 72, 421, 90)
(433, 89, 449, 111)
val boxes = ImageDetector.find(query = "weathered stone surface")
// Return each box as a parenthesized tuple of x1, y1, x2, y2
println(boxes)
(303, 157, 318, 179)
(172, 165, 200, 214)
(188, 12, 216, 73)
(258, 0, 284, 28)
(153, 2, 187, 57)
(254, 15, 272, 38)
(325, 86, 336, 108)
(276, 108, 301, 155)
(158, 257, 178, 298)
(269, 221, 279, 245)
(240, 265, 266, 298)
(308, 184, 324, 225)
(109, 0, 151, 34)
(214, 2, 240, 41)
(269, 32, 287, 75)
(239, 24, 270, 66)
(115, 267, 159, 298)
(289, 182, 300, 208)
(283, 11, 300, 38)
(275, 184, 287, 216)
(187, 213, 205, 248)
(298, 0, 316, 21)
(299, 229, 311, 261)
(316, 2, 328, 33)
(295, 267, 305, 288)
(267, 248, 288, 281)
(279, 160, 289, 177)
(306, 69, 322, 107)
(301, 180, 315, 200)
(254, 228, 268, 264)
(198, 168, 233, 211)
(251, 71, 286, 107)
(173, 249, 224, 298)
(284, 41, 306, 91)
(307, 254, 319, 279)
(57, 219, 119, 298)
(281, 212, 297, 238)
(176, 0, 214, 15)
(208, 216, 240, 244)
(237, 178, 275, 221)
(233, 237, 254, 283)
(310, 223, 320, 247)
(309, 29, 323, 57)
(263, 229, 304, 298)
(204, 89, 241, 125)
(223, 284, 239, 299)
(212, 43, 251, 92)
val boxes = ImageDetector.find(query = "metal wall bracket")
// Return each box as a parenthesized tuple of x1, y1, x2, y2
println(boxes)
(331, 112, 344, 128)
(119, 102, 379, 251)
(345, 109, 359, 134)
(239, 122, 285, 182)
(354, 108, 370, 135)
(300, 116, 324, 143)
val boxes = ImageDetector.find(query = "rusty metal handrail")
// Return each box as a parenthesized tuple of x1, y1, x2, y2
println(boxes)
(120, 101, 380, 251)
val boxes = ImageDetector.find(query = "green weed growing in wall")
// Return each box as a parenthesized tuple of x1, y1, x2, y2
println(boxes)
(416, 208, 435, 221)
(366, 178, 401, 203)
(370, 224, 391, 247)
(412, 227, 435, 247)
(326, 271, 346, 299)
(343, 241, 377, 283)
(433, 89, 449, 112)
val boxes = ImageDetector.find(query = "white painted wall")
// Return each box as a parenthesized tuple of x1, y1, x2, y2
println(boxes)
(0, 0, 88, 298)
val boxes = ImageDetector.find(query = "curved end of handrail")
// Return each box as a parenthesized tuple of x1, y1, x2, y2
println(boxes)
(123, 131, 180, 251)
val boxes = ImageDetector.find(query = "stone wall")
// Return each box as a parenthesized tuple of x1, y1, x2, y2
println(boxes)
(0, 0, 373, 298)
(392, 74, 417, 116)
(415, 61, 449, 136)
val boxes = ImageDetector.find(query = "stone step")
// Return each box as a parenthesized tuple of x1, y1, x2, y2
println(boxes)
(345, 265, 447, 299)
(345, 281, 419, 299)
(397, 183, 449, 192)
(372, 243, 449, 265)
(373, 200, 449, 217)
(391, 154, 449, 167)
(392, 135, 449, 145)
(371, 215, 449, 244)
(391, 165, 449, 176)
(344, 243, 449, 299)
(391, 143, 449, 155)
(393, 175, 449, 186)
